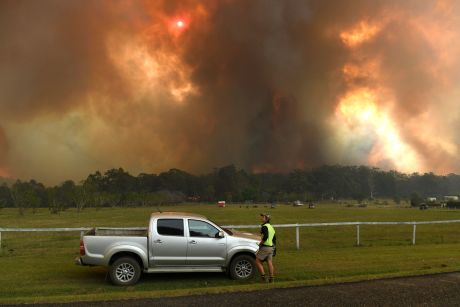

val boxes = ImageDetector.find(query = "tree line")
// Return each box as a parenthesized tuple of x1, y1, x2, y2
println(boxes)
(1, 165, 460, 214)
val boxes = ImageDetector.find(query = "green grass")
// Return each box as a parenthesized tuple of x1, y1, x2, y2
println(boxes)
(1, 203, 460, 304)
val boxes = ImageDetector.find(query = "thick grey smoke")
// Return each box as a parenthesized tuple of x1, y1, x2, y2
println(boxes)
(0, 126, 8, 168)
(1, 0, 459, 184)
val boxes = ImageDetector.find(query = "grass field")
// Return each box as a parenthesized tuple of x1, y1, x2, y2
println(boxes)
(1, 203, 460, 304)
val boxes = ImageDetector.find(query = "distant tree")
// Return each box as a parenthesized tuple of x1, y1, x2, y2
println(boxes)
(0, 183, 13, 208)
(254, 173, 286, 202)
(410, 192, 423, 207)
(74, 184, 88, 212)
(83, 171, 104, 208)
(241, 187, 256, 202)
(48, 187, 62, 214)
(287, 169, 310, 194)
(311, 165, 342, 200)
(419, 172, 439, 197)
(159, 168, 197, 196)
(59, 180, 76, 209)
(202, 184, 215, 202)
(11, 180, 42, 215)
(103, 168, 136, 206)
(445, 173, 460, 195)
(137, 173, 161, 192)
(214, 165, 239, 201)
(4, 164, 460, 209)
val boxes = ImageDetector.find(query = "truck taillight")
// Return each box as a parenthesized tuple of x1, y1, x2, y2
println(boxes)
(79, 239, 85, 256)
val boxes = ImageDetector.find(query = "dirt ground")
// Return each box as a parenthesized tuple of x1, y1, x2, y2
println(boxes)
(8, 271, 460, 306)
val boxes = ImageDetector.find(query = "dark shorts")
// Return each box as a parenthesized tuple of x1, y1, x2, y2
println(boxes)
(256, 246, 275, 261)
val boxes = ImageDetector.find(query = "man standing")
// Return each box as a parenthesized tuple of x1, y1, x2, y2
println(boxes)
(255, 213, 276, 283)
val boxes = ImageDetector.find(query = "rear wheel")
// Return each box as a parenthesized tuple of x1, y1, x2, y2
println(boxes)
(229, 254, 255, 280)
(109, 256, 141, 286)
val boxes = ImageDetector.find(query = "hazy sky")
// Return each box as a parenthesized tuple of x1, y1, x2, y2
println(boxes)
(1, 0, 460, 184)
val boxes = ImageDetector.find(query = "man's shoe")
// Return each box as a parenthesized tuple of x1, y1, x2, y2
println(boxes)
(268, 276, 274, 283)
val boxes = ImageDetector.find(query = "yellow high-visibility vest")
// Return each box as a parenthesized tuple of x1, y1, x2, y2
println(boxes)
(262, 223, 275, 246)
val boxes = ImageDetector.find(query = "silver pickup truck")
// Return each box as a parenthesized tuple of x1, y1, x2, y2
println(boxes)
(76, 212, 260, 285)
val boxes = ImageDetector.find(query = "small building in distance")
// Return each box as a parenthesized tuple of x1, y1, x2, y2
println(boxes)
(218, 201, 226, 208)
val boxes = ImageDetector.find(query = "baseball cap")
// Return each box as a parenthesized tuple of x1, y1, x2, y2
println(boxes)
(260, 213, 271, 221)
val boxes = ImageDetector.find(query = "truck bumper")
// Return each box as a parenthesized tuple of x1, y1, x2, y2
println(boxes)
(75, 257, 86, 266)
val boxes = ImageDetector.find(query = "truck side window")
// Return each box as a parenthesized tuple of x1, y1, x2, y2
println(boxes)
(157, 219, 184, 236)
(188, 219, 219, 238)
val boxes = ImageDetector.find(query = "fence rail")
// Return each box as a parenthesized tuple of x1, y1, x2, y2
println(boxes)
(2, 219, 460, 249)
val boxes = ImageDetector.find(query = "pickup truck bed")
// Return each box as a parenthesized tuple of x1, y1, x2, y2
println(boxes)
(81, 229, 148, 267)
(86, 227, 148, 237)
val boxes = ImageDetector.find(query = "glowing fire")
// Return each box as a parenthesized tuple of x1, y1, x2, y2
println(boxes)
(336, 21, 420, 171)
(335, 18, 425, 172)
(340, 20, 381, 47)
(336, 88, 421, 172)
(337, 89, 377, 123)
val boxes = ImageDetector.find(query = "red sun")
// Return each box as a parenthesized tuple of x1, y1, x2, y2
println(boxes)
(176, 20, 185, 28)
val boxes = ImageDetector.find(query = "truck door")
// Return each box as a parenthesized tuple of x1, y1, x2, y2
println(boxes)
(186, 219, 227, 266)
(150, 218, 187, 266)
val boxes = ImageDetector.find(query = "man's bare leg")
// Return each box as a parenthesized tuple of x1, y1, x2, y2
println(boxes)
(267, 259, 274, 282)
(255, 258, 266, 281)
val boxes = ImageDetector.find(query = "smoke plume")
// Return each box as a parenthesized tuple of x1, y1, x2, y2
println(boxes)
(1, 0, 460, 184)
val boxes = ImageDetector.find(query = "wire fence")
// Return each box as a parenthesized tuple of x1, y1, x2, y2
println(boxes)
(2, 219, 460, 249)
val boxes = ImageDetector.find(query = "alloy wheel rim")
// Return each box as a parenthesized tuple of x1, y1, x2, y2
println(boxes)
(235, 260, 252, 278)
(115, 263, 136, 282)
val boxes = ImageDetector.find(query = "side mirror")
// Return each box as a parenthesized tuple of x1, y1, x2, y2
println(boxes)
(216, 231, 225, 238)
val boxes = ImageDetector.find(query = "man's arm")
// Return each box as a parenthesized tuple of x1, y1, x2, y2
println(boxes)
(260, 225, 268, 245)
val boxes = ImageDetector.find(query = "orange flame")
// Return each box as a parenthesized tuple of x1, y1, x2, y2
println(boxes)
(340, 20, 381, 48)
(335, 87, 421, 172)
(333, 15, 434, 172)
(337, 89, 378, 123)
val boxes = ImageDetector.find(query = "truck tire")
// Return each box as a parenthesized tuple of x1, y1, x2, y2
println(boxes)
(109, 256, 141, 286)
(229, 254, 255, 280)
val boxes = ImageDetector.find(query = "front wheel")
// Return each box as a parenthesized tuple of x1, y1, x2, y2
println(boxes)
(229, 254, 256, 280)
(109, 256, 141, 286)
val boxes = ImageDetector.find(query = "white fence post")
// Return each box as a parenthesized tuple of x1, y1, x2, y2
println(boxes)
(356, 225, 360, 246)
(412, 224, 416, 245)
(296, 224, 300, 250)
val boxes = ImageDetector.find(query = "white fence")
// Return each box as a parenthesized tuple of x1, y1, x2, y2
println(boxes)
(2, 219, 460, 249)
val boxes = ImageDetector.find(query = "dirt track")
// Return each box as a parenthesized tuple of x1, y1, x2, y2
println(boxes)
(9, 272, 460, 306)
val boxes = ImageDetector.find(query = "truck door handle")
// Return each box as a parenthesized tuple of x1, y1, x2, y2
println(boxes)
(189, 240, 197, 244)
(153, 239, 162, 244)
